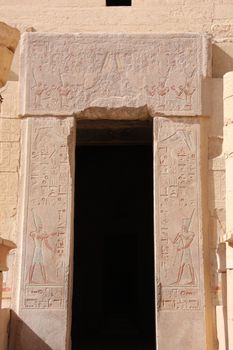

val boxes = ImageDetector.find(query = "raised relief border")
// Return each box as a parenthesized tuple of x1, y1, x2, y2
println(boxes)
(154, 117, 203, 312)
(20, 33, 210, 117)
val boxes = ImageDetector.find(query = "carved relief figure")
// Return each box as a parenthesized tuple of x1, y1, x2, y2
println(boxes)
(172, 212, 195, 286)
(183, 80, 196, 109)
(32, 81, 47, 108)
(29, 208, 56, 284)
(58, 83, 71, 108)
(156, 80, 170, 110)
(171, 71, 196, 111)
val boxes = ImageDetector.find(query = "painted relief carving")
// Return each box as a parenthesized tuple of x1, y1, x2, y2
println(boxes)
(20, 33, 209, 116)
(21, 117, 74, 309)
(156, 118, 201, 311)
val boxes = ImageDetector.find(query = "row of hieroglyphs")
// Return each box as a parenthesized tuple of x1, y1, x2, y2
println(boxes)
(20, 33, 209, 115)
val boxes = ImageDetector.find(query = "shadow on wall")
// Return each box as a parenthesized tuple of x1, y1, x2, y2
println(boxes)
(8, 311, 52, 350)
(213, 44, 233, 78)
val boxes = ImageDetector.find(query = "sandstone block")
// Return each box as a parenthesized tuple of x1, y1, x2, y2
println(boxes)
(19, 32, 211, 117)
(0, 46, 14, 88)
(0, 143, 20, 172)
(0, 119, 20, 141)
(0, 204, 17, 241)
(0, 82, 19, 118)
(208, 78, 223, 138)
(0, 22, 20, 52)
(0, 173, 18, 203)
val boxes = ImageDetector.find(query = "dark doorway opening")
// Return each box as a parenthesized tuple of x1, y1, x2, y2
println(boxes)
(72, 121, 155, 350)
(106, 0, 131, 6)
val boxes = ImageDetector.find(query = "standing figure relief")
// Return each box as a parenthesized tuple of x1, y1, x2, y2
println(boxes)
(172, 210, 196, 286)
(29, 208, 57, 285)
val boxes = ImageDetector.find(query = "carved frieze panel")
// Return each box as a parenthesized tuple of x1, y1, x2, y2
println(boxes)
(20, 33, 210, 117)
(154, 117, 206, 349)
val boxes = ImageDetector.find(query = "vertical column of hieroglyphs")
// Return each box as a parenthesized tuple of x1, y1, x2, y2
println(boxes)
(154, 117, 206, 350)
(15, 117, 75, 350)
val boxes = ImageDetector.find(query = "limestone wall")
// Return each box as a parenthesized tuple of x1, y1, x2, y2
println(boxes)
(2, 0, 233, 81)
(0, 22, 19, 308)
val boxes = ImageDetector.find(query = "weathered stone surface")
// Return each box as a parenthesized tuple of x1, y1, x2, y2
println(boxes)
(0, 46, 14, 88)
(0, 203, 18, 242)
(14, 116, 75, 350)
(0, 119, 20, 142)
(0, 172, 18, 205)
(0, 22, 20, 52)
(19, 32, 210, 117)
(0, 82, 19, 118)
(0, 143, 19, 172)
(154, 117, 206, 350)
(208, 78, 223, 138)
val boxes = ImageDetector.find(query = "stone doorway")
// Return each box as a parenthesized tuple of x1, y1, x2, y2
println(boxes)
(16, 32, 209, 350)
(72, 121, 155, 350)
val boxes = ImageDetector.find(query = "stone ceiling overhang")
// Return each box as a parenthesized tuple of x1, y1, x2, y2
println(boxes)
(19, 32, 211, 118)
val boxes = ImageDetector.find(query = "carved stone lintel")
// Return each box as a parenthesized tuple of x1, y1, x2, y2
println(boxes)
(0, 22, 20, 88)
(19, 32, 210, 117)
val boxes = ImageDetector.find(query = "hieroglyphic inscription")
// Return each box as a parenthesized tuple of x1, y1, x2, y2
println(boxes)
(160, 287, 200, 310)
(20, 33, 209, 116)
(21, 117, 74, 309)
(24, 286, 64, 309)
(155, 117, 201, 311)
